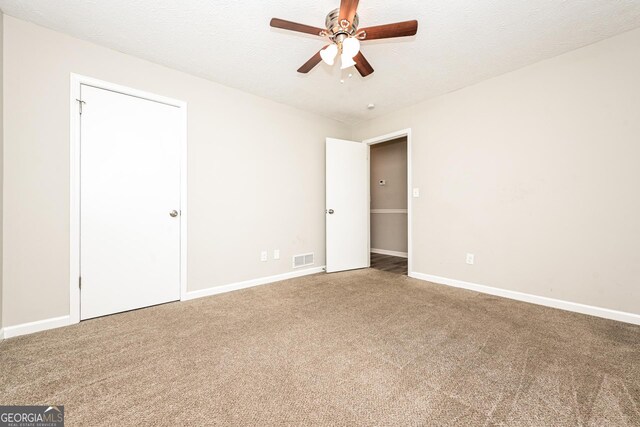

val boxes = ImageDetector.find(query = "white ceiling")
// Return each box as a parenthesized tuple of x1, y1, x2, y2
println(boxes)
(2, 0, 640, 124)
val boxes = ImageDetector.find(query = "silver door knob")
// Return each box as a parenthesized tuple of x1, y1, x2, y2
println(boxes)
(170, 210, 179, 217)
(327, 209, 335, 214)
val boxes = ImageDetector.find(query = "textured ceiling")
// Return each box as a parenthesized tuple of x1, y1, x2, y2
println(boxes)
(2, 0, 640, 124)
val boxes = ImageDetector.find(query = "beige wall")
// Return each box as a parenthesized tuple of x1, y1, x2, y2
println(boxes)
(2, 16, 350, 327)
(353, 27, 640, 315)
(3, 15, 640, 329)
(0, 11, 3, 331)
(370, 138, 407, 253)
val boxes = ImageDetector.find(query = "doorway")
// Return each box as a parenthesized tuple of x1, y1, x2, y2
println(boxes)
(325, 129, 412, 275)
(368, 137, 408, 275)
(69, 75, 188, 323)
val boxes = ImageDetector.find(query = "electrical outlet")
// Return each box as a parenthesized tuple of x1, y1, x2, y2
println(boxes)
(413, 188, 420, 197)
(273, 249, 280, 260)
(261, 251, 268, 262)
(466, 253, 475, 265)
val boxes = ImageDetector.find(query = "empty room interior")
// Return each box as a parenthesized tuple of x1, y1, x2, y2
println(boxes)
(0, 1, 639, 425)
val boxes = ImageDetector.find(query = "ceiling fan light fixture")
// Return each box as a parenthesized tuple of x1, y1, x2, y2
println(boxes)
(340, 52, 356, 69)
(320, 44, 339, 65)
(342, 37, 360, 58)
(271, 1, 419, 77)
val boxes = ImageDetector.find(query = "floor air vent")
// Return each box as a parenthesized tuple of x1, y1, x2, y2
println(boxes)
(293, 253, 314, 268)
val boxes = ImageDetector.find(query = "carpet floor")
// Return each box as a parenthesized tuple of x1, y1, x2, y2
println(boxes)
(1, 269, 639, 426)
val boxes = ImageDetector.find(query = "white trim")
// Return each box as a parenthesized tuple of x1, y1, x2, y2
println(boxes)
(364, 129, 412, 273)
(183, 266, 325, 301)
(409, 272, 640, 326)
(370, 209, 408, 214)
(4, 268, 323, 338)
(3, 316, 72, 339)
(69, 74, 188, 325)
(179, 100, 189, 301)
(371, 248, 408, 258)
(70, 75, 81, 325)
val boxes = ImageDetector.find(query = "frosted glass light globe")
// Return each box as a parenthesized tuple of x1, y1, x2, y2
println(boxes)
(341, 53, 356, 69)
(320, 44, 339, 66)
(342, 37, 361, 58)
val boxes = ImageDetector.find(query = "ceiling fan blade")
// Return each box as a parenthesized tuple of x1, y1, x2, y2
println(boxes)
(270, 18, 325, 36)
(360, 20, 418, 40)
(353, 52, 374, 77)
(339, 0, 360, 28)
(297, 47, 328, 73)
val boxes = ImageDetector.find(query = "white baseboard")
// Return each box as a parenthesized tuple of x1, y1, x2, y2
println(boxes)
(2, 268, 325, 339)
(409, 272, 640, 326)
(371, 248, 408, 258)
(182, 266, 326, 301)
(2, 315, 72, 339)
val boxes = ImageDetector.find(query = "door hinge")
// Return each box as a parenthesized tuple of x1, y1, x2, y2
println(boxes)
(79, 276, 82, 289)
(76, 99, 86, 115)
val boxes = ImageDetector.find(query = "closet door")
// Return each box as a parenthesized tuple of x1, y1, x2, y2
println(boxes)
(80, 84, 181, 320)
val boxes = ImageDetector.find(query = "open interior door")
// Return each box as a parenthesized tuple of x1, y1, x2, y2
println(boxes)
(326, 138, 369, 273)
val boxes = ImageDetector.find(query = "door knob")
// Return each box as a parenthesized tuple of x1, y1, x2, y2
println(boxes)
(170, 210, 179, 217)
(327, 209, 335, 214)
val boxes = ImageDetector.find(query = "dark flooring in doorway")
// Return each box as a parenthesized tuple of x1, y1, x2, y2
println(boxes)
(370, 252, 408, 275)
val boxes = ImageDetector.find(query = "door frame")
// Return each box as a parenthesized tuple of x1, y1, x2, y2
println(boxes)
(69, 74, 188, 324)
(363, 129, 412, 274)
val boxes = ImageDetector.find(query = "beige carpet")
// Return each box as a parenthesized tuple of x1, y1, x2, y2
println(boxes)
(1, 269, 639, 426)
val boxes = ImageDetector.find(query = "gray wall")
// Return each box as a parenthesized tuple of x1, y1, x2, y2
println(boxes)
(354, 27, 640, 315)
(370, 138, 407, 253)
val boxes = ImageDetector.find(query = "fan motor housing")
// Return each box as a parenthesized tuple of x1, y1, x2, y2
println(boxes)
(325, 8, 359, 39)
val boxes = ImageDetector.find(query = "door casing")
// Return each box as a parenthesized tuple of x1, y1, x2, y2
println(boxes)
(69, 74, 188, 324)
(364, 129, 413, 274)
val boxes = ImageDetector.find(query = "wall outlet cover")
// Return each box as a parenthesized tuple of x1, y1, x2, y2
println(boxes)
(273, 249, 280, 260)
(466, 253, 475, 265)
(261, 251, 268, 262)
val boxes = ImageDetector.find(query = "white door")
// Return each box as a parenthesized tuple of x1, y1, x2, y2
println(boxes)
(80, 85, 181, 320)
(326, 138, 369, 273)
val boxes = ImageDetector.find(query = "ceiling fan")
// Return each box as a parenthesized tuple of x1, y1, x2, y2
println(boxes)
(270, 0, 418, 77)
